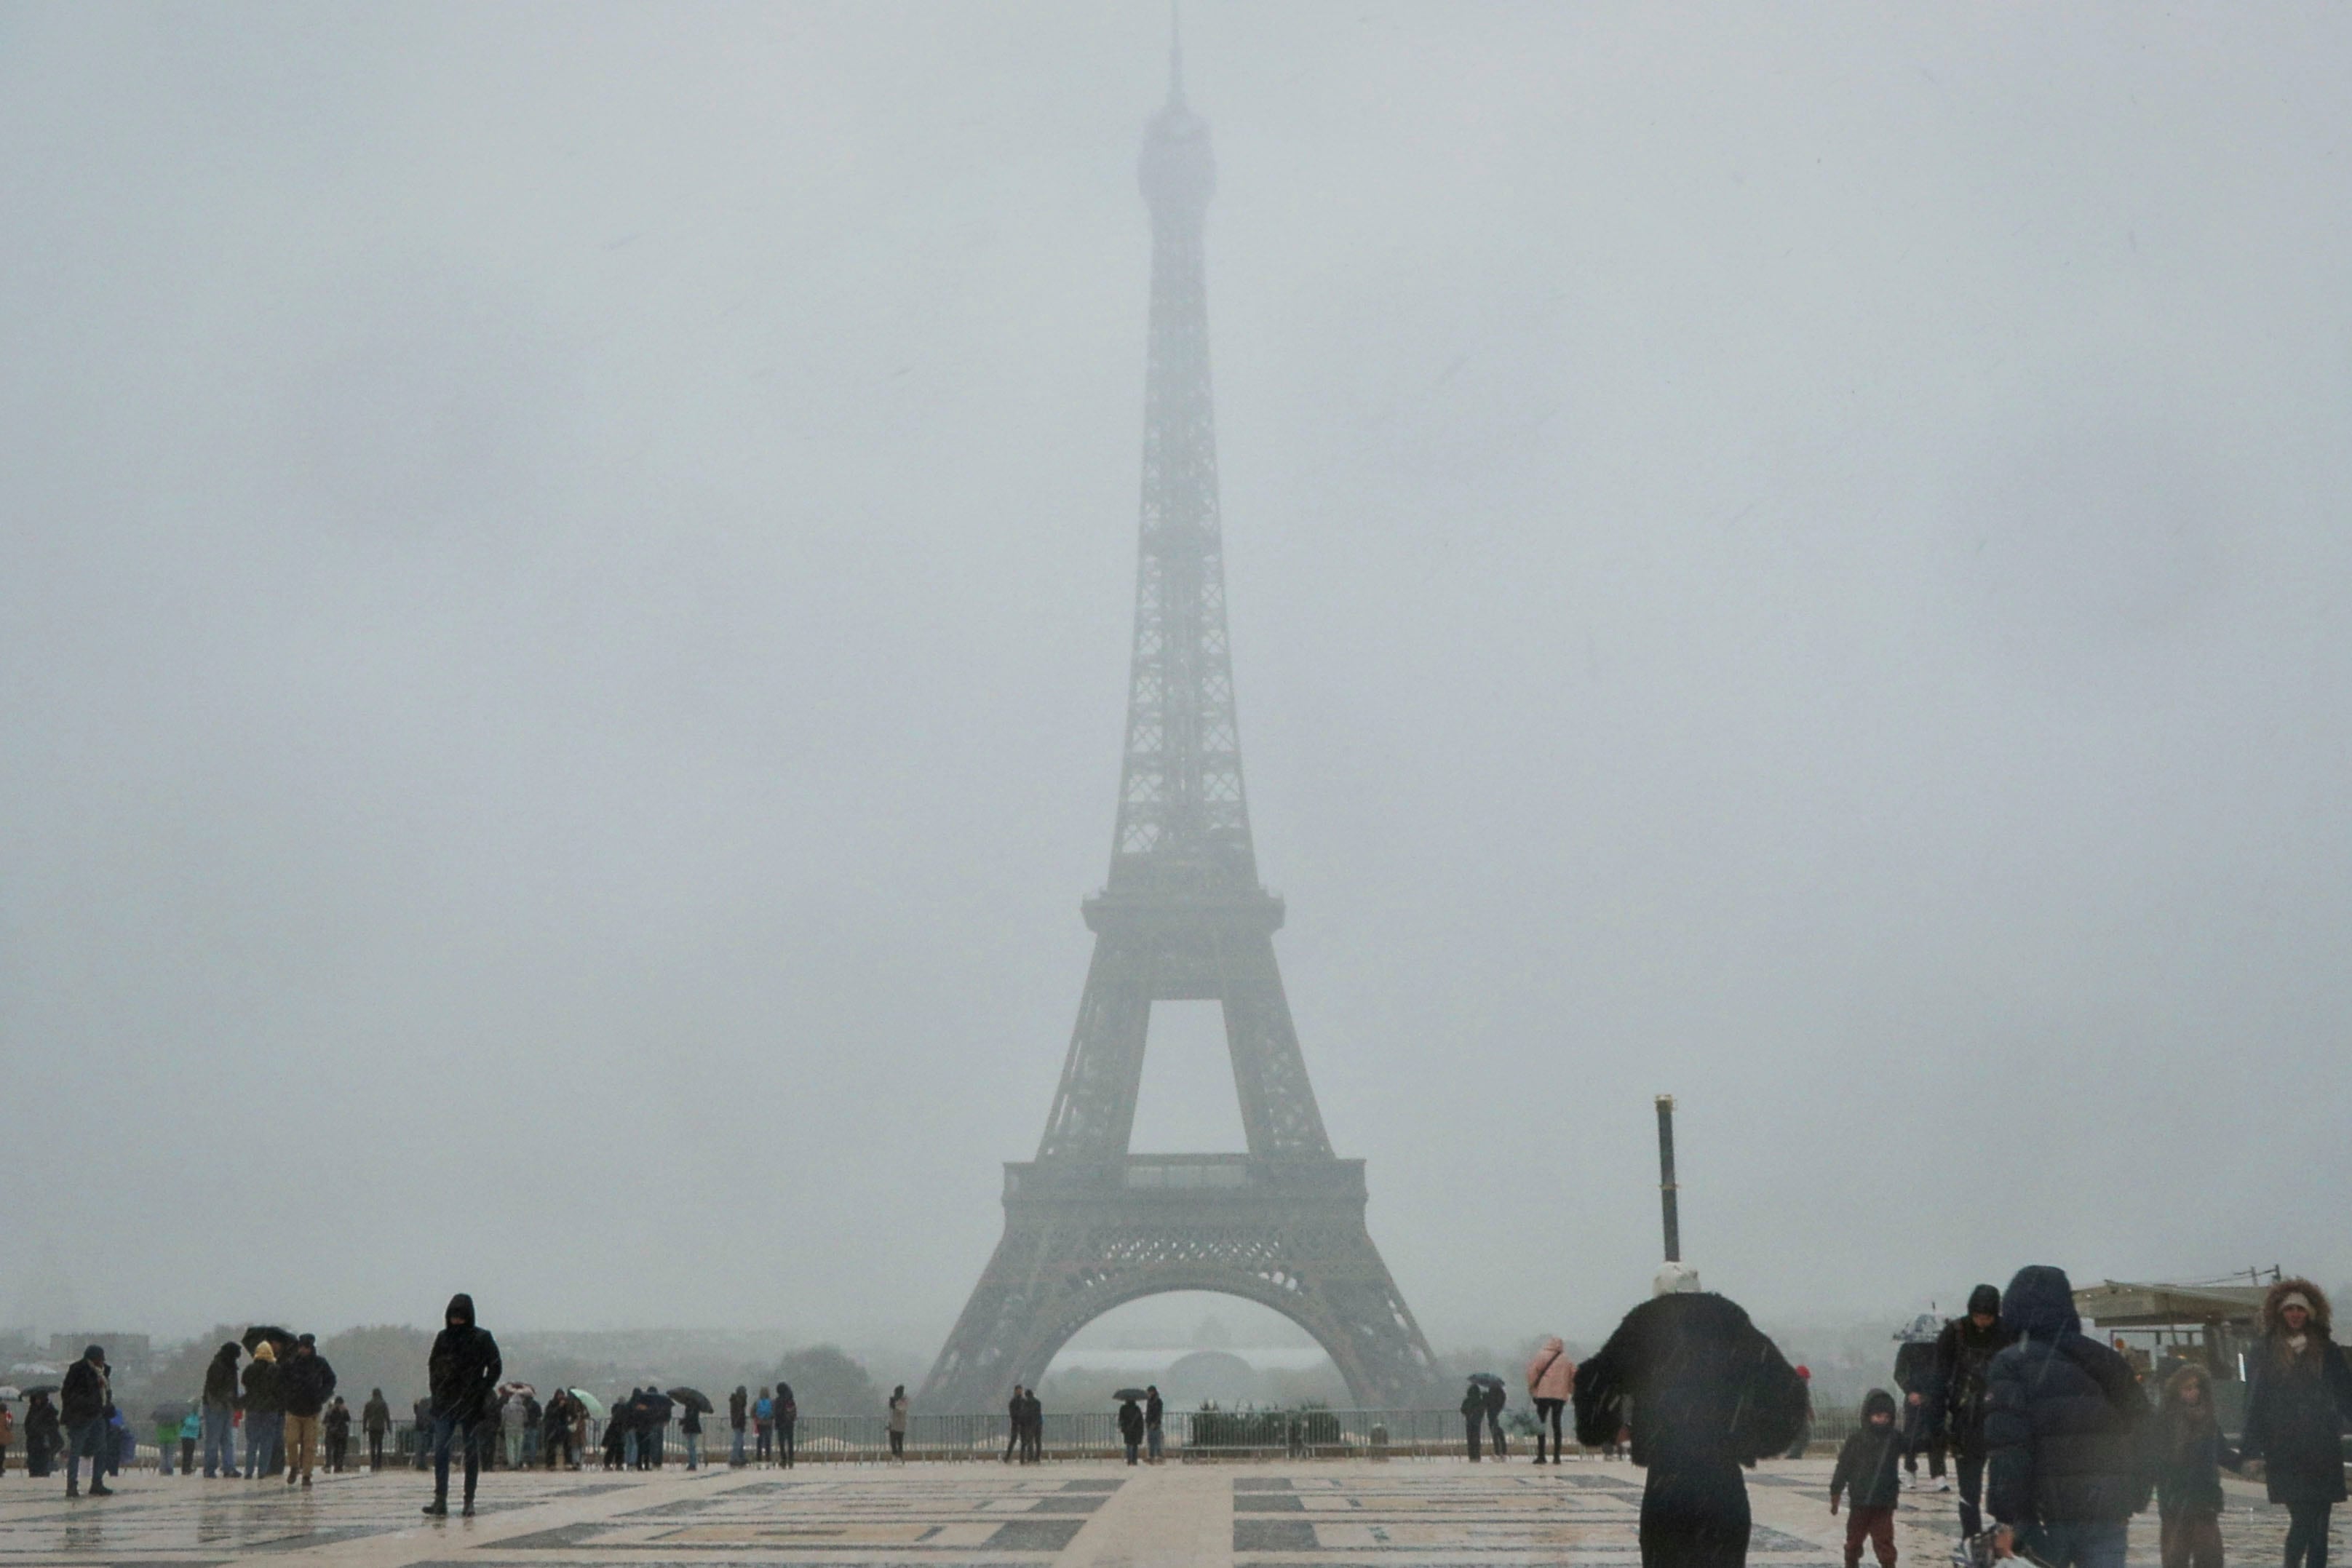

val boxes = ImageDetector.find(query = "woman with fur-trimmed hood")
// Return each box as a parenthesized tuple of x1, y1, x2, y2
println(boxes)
(2241, 1278, 2352, 1568)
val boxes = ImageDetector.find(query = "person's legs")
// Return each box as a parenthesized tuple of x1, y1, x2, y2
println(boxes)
(1955, 1449, 1985, 1537)
(1927, 1436, 1947, 1481)
(2286, 1501, 2332, 1568)
(2030, 1519, 2129, 1568)
(286, 1414, 317, 1481)
(1489, 1412, 1508, 1459)
(430, 1416, 454, 1507)
(1148, 1425, 1164, 1462)
(1639, 1462, 1749, 1568)
(1465, 1417, 1480, 1462)
(783, 1422, 795, 1468)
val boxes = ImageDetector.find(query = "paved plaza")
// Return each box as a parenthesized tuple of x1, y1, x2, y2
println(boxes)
(0, 1458, 2329, 1568)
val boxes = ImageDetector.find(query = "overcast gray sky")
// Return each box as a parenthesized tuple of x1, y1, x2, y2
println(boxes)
(5, 2, 2349, 1358)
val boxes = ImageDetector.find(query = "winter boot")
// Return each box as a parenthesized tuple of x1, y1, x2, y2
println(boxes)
(422, 1496, 448, 1516)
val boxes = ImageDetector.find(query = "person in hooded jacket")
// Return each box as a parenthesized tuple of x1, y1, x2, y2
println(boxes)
(25, 1392, 62, 1477)
(1982, 1264, 2147, 1568)
(1483, 1377, 1510, 1460)
(1933, 1284, 2018, 1540)
(1573, 1262, 1809, 1568)
(242, 1341, 283, 1479)
(424, 1293, 501, 1517)
(2153, 1364, 2236, 1568)
(728, 1386, 749, 1467)
(1526, 1336, 1575, 1465)
(201, 1342, 242, 1478)
(2241, 1277, 2352, 1568)
(1461, 1380, 1487, 1462)
(1830, 1389, 1904, 1568)
(324, 1396, 351, 1473)
(1893, 1319, 1947, 1489)
(279, 1334, 337, 1487)
(60, 1345, 114, 1498)
(362, 1388, 391, 1471)
(1117, 1395, 1145, 1465)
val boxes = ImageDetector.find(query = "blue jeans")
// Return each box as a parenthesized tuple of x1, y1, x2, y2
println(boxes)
(731, 1429, 746, 1465)
(243, 1412, 281, 1478)
(684, 1432, 702, 1469)
(623, 1429, 637, 1467)
(66, 1420, 108, 1491)
(1147, 1425, 1163, 1460)
(2025, 1519, 2129, 1568)
(432, 1414, 486, 1501)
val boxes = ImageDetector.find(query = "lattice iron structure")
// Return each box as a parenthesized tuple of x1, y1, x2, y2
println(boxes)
(921, 43, 1439, 1414)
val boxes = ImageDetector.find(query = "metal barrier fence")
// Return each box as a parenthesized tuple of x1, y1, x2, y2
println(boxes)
(105, 1406, 1872, 1470)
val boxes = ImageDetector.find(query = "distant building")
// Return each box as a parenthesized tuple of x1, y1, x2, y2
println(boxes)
(48, 1333, 152, 1382)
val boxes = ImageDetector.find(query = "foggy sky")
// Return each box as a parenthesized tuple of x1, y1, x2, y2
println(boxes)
(6, 2, 2350, 1358)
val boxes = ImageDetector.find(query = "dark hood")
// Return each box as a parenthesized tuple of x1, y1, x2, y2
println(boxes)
(2001, 1265, 2080, 1341)
(445, 1293, 475, 1327)
(1861, 1387, 1899, 1422)
(1968, 1284, 2001, 1318)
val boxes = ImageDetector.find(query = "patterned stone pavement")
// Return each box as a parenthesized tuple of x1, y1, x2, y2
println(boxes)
(0, 1458, 2332, 1567)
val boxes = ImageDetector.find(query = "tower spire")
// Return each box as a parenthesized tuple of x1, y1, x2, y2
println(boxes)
(1168, 2, 1185, 106)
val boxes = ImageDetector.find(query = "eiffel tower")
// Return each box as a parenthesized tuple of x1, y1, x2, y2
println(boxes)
(921, 39, 1439, 1414)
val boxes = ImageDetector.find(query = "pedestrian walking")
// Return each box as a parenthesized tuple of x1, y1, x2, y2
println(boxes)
(362, 1389, 391, 1471)
(887, 1387, 907, 1462)
(279, 1334, 337, 1487)
(422, 1293, 502, 1518)
(776, 1382, 798, 1468)
(324, 1396, 351, 1473)
(2153, 1364, 2236, 1568)
(1004, 1386, 1025, 1462)
(155, 1406, 180, 1475)
(1894, 1316, 1946, 1491)
(728, 1386, 748, 1466)
(2241, 1278, 2352, 1568)
(1145, 1385, 1165, 1462)
(1527, 1337, 1574, 1464)
(1829, 1390, 1904, 1568)
(1483, 1377, 1509, 1460)
(178, 1408, 200, 1476)
(200, 1342, 241, 1478)
(24, 1393, 61, 1478)
(681, 1397, 703, 1470)
(754, 1387, 774, 1463)
(1117, 1394, 1144, 1465)
(61, 1344, 114, 1498)
(1933, 1284, 2017, 1541)
(242, 1340, 283, 1479)
(1573, 1263, 1811, 1568)
(410, 1397, 432, 1470)
(1983, 1264, 2148, 1568)
(1460, 1380, 1485, 1462)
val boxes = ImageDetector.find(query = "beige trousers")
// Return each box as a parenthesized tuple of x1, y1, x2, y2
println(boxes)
(283, 1414, 319, 1479)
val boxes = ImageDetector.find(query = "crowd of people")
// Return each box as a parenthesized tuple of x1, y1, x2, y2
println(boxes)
(4, 1267, 2345, 1568)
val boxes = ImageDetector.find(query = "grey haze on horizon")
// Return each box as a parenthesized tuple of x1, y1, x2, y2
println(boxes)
(5, 2, 2348, 1356)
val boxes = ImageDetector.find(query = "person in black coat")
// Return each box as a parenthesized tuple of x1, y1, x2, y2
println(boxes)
(1145, 1385, 1165, 1464)
(1982, 1265, 2147, 1568)
(1117, 1396, 1145, 1465)
(1573, 1264, 1810, 1568)
(1461, 1380, 1487, 1462)
(424, 1293, 501, 1516)
(1483, 1377, 1509, 1460)
(776, 1382, 800, 1468)
(2152, 1364, 2236, 1568)
(60, 1345, 113, 1498)
(200, 1342, 242, 1479)
(24, 1393, 61, 1477)
(1892, 1321, 1945, 1486)
(1932, 1284, 2018, 1540)
(1830, 1389, 1904, 1568)
(279, 1335, 337, 1487)
(2241, 1277, 2352, 1568)
(242, 1342, 284, 1479)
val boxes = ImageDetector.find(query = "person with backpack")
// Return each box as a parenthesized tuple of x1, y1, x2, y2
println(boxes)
(1526, 1337, 1575, 1465)
(1982, 1265, 2147, 1568)
(2153, 1364, 2236, 1568)
(1934, 1284, 2017, 1541)
(1574, 1263, 1811, 1568)
(2241, 1278, 2352, 1568)
(753, 1386, 773, 1463)
(1830, 1389, 1905, 1568)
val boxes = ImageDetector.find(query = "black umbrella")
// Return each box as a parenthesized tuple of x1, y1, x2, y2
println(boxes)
(1467, 1372, 1506, 1389)
(665, 1387, 712, 1414)
(241, 1325, 295, 1354)
(151, 1401, 192, 1425)
(1113, 1388, 1148, 1401)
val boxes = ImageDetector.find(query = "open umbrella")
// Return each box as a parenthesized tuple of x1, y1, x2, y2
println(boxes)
(1467, 1372, 1506, 1389)
(1113, 1388, 1148, 1401)
(0, 1386, 19, 1401)
(241, 1325, 295, 1354)
(20, 1385, 59, 1399)
(665, 1387, 713, 1414)
(151, 1401, 192, 1425)
(564, 1388, 608, 1418)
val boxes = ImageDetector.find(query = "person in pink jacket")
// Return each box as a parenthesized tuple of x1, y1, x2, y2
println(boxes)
(1527, 1337, 1576, 1464)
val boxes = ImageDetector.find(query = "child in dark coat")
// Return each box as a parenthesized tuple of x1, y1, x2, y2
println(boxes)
(1831, 1389, 1904, 1568)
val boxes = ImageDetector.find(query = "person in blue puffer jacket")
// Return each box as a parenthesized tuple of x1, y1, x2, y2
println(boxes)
(1982, 1265, 2149, 1568)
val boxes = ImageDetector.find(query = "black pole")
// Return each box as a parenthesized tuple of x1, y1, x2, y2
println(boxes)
(1655, 1094, 1680, 1263)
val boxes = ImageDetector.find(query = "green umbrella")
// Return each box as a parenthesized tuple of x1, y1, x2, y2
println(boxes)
(565, 1388, 608, 1417)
